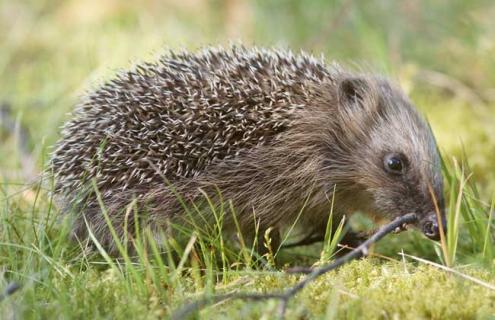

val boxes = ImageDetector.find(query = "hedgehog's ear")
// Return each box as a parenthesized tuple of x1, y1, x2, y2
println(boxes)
(337, 77, 372, 109)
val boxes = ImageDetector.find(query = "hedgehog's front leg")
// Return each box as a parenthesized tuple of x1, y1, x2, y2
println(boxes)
(281, 228, 367, 253)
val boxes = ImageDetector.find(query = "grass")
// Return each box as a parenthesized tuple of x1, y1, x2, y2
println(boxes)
(1, 1, 495, 319)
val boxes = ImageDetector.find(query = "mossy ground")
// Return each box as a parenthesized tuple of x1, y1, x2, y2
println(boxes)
(1, 1, 494, 319)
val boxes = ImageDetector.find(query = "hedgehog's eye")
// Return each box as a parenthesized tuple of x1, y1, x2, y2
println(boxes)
(383, 153, 405, 175)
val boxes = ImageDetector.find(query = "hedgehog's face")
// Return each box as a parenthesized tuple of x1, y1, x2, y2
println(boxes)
(334, 77, 445, 240)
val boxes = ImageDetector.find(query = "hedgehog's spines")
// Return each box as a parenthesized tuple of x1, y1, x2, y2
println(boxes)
(52, 46, 336, 200)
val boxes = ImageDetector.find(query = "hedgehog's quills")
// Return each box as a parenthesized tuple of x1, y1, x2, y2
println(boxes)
(51, 46, 446, 254)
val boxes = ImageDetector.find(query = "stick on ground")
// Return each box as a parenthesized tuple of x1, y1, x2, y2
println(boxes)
(171, 213, 418, 320)
(0, 282, 21, 302)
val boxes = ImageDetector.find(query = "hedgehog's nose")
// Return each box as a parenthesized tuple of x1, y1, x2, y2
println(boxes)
(421, 213, 446, 241)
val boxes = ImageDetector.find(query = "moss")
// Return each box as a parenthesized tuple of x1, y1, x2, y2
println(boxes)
(201, 260, 495, 319)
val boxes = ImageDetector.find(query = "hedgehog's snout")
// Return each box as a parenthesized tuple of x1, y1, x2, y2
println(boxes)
(421, 212, 446, 241)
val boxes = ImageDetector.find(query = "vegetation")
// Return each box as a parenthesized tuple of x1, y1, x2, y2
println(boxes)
(1, 1, 494, 318)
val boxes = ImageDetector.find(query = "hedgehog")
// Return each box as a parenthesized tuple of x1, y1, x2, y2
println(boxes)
(51, 46, 445, 254)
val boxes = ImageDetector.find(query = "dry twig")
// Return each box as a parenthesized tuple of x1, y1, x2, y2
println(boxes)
(0, 282, 21, 302)
(400, 252, 495, 291)
(172, 213, 418, 319)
